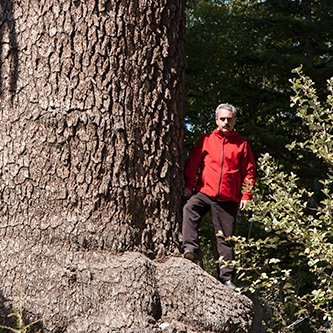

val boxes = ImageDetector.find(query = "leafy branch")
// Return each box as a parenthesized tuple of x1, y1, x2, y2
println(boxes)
(0, 308, 42, 333)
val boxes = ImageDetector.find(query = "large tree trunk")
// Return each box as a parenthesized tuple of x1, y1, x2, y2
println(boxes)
(0, 1, 253, 332)
(0, 0, 184, 257)
(0, 245, 253, 333)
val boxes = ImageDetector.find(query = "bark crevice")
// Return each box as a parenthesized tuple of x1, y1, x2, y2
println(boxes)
(0, 246, 253, 333)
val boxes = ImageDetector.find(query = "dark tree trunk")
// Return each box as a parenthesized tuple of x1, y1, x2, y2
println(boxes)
(0, 1, 253, 332)
(0, 0, 184, 257)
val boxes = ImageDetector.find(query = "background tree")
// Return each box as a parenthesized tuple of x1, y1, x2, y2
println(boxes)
(185, 1, 333, 331)
(186, 0, 333, 172)
(0, 1, 253, 332)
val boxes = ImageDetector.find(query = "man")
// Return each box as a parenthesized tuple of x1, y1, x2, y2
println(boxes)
(182, 103, 256, 290)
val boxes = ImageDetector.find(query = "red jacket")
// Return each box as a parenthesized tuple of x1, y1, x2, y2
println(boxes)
(185, 129, 256, 202)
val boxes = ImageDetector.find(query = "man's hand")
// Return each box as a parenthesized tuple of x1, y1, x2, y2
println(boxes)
(183, 187, 192, 200)
(239, 200, 249, 211)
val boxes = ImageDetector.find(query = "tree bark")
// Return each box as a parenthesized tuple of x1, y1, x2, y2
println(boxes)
(0, 0, 184, 257)
(0, 246, 253, 333)
(0, 1, 254, 332)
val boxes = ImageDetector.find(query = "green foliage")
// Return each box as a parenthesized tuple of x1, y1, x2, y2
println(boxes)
(289, 66, 333, 166)
(185, 1, 332, 330)
(185, 0, 333, 173)
(0, 308, 41, 333)
(222, 69, 332, 332)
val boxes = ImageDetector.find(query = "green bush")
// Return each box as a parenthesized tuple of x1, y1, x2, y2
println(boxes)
(221, 67, 332, 332)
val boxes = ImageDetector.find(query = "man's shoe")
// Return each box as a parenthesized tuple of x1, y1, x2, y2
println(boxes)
(183, 249, 203, 267)
(183, 250, 197, 262)
(223, 280, 237, 290)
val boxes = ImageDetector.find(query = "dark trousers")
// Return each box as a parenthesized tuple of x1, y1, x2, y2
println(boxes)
(182, 192, 239, 282)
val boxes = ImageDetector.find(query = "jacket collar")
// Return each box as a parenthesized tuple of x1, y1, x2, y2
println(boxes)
(213, 129, 238, 138)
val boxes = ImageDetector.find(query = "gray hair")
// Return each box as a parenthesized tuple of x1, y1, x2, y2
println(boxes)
(215, 103, 237, 117)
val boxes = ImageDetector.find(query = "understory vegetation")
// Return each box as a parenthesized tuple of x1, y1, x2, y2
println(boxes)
(186, 1, 332, 331)
(218, 68, 332, 332)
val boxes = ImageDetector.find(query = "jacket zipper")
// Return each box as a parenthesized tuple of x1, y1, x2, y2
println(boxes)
(217, 137, 225, 199)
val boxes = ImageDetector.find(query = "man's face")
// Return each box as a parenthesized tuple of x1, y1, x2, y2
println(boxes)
(216, 108, 237, 132)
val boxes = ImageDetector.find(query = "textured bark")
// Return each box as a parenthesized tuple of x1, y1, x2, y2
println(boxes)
(157, 258, 253, 332)
(0, 0, 184, 257)
(0, 1, 254, 332)
(0, 248, 253, 333)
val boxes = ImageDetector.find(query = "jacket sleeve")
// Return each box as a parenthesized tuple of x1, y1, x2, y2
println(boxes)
(240, 142, 256, 201)
(184, 136, 205, 191)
